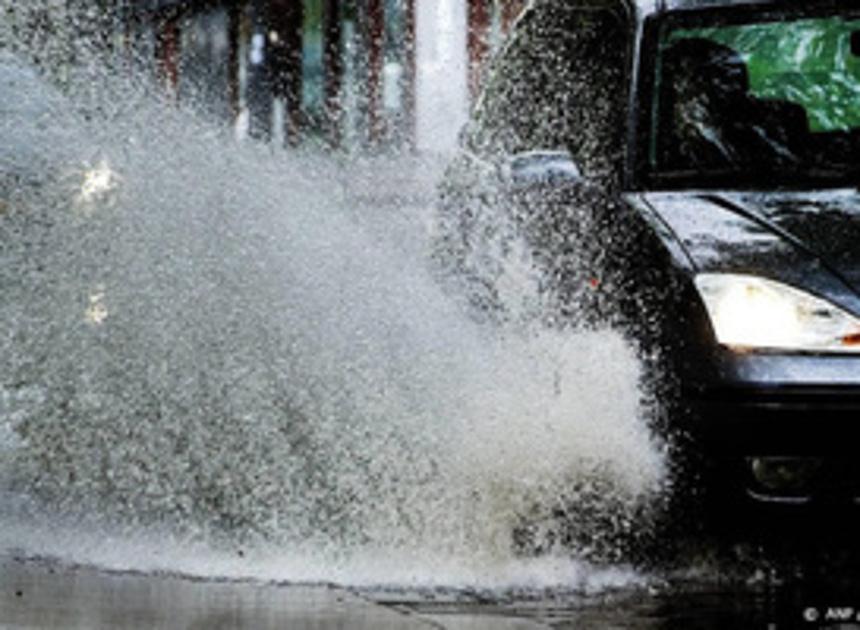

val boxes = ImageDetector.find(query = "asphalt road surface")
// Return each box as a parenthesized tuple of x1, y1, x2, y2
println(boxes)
(5, 553, 860, 630)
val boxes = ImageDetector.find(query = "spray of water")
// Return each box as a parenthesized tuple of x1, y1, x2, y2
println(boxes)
(0, 25, 666, 590)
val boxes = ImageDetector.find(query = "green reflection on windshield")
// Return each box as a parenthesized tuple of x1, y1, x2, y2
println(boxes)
(670, 17, 860, 133)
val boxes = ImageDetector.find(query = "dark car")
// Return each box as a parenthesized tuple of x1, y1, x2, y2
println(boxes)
(434, 0, 860, 520)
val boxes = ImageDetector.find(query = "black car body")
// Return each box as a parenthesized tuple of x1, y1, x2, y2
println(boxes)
(435, 0, 860, 512)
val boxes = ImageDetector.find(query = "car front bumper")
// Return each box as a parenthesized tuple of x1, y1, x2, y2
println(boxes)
(692, 384, 860, 456)
(684, 350, 860, 505)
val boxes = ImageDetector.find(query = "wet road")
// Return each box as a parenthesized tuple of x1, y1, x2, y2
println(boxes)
(4, 553, 860, 630)
(0, 556, 550, 629)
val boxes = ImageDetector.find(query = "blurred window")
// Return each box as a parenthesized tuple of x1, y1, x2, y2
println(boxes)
(651, 8, 860, 187)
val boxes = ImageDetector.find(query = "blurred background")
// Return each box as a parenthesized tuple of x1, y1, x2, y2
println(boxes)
(3, 0, 527, 153)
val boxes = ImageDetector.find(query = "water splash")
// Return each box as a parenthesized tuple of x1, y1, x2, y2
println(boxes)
(0, 37, 665, 590)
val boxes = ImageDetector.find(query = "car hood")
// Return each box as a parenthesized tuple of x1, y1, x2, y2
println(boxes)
(641, 189, 860, 313)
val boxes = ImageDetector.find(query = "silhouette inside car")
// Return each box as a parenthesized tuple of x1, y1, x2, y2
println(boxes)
(658, 37, 809, 173)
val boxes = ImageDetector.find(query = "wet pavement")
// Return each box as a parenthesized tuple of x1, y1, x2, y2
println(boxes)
(5, 553, 860, 630)
(0, 556, 550, 629)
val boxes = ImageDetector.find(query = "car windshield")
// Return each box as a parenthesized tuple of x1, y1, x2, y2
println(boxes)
(648, 6, 860, 189)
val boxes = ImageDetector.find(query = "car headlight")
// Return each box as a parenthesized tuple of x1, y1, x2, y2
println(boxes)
(694, 273, 860, 353)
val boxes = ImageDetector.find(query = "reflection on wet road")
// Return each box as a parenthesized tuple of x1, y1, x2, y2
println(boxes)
(4, 550, 860, 630)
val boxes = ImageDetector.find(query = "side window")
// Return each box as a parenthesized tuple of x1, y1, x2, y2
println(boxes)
(470, 5, 628, 182)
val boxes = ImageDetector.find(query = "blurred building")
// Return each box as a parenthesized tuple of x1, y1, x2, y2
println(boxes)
(119, 0, 525, 152)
